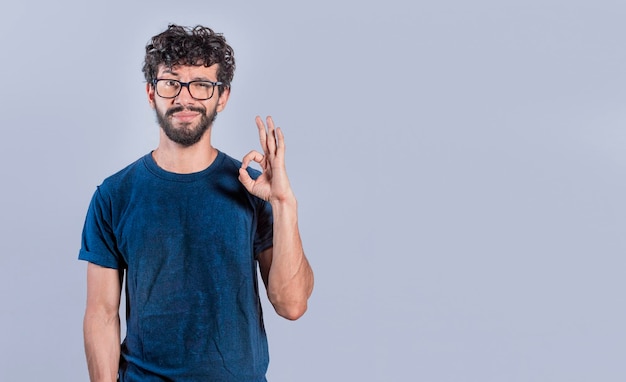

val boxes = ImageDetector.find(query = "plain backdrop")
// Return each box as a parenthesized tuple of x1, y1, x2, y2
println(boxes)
(1, 0, 625, 381)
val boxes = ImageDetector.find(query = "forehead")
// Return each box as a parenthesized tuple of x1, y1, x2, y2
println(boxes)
(157, 64, 219, 79)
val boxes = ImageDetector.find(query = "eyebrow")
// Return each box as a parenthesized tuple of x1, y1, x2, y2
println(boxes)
(159, 69, 195, 78)
(159, 70, 215, 82)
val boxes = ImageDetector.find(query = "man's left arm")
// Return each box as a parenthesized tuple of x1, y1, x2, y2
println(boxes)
(258, 198, 313, 320)
(239, 116, 314, 320)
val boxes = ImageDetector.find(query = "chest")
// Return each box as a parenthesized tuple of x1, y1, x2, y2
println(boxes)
(112, 180, 257, 270)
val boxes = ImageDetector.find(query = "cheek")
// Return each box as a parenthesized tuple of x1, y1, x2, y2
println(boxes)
(153, 102, 167, 117)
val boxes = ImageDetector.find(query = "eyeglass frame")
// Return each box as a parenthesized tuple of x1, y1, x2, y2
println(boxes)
(151, 78, 224, 100)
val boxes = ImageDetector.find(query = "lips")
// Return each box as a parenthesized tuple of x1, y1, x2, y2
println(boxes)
(165, 106, 206, 122)
(171, 111, 200, 122)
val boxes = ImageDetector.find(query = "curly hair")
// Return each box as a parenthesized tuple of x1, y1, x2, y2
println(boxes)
(142, 24, 236, 92)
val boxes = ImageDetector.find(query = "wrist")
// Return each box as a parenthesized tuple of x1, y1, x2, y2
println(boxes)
(270, 193, 298, 211)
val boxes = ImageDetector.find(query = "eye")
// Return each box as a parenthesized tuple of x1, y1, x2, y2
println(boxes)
(195, 82, 212, 89)
(162, 80, 180, 88)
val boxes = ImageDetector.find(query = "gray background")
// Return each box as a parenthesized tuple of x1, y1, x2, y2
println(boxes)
(1, 0, 625, 381)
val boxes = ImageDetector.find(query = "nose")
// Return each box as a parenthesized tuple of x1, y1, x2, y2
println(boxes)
(174, 84, 195, 105)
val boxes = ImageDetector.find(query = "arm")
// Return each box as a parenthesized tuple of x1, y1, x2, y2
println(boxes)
(239, 116, 314, 320)
(83, 262, 122, 382)
(258, 200, 314, 320)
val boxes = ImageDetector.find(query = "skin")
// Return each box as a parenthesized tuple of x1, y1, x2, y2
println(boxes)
(82, 63, 314, 381)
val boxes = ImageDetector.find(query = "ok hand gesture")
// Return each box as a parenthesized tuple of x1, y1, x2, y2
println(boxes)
(239, 116, 295, 204)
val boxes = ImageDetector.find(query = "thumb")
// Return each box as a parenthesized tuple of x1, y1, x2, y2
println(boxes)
(238, 167, 255, 192)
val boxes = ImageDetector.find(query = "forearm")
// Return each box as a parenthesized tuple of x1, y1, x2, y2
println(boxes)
(267, 196, 314, 320)
(83, 311, 121, 382)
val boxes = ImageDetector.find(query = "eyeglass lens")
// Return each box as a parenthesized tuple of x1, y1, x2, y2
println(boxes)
(156, 80, 216, 100)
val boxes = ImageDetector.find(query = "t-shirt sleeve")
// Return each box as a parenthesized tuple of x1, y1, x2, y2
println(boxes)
(253, 198, 274, 257)
(78, 187, 124, 269)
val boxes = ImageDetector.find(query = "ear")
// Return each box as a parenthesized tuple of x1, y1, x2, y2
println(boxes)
(146, 82, 156, 108)
(216, 87, 231, 113)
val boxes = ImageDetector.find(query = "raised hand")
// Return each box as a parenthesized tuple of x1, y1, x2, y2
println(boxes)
(239, 116, 295, 203)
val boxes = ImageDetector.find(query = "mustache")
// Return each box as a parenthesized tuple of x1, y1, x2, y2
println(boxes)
(165, 106, 207, 118)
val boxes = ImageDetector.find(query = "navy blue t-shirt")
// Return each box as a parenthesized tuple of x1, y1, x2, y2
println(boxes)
(79, 151, 273, 381)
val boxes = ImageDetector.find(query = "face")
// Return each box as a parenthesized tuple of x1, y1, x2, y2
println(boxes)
(147, 64, 230, 147)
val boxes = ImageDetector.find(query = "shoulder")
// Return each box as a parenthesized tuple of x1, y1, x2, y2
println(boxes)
(217, 151, 243, 170)
(97, 153, 152, 196)
(217, 150, 263, 180)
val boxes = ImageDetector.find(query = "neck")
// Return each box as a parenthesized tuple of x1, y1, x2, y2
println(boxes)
(152, 130, 217, 174)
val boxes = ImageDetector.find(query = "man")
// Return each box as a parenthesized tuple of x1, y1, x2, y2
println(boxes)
(79, 24, 314, 382)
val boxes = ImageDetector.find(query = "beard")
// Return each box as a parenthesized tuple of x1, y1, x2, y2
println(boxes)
(155, 104, 218, 147)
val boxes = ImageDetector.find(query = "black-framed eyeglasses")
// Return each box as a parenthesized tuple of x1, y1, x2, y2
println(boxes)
(152, 79, 223, 100)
